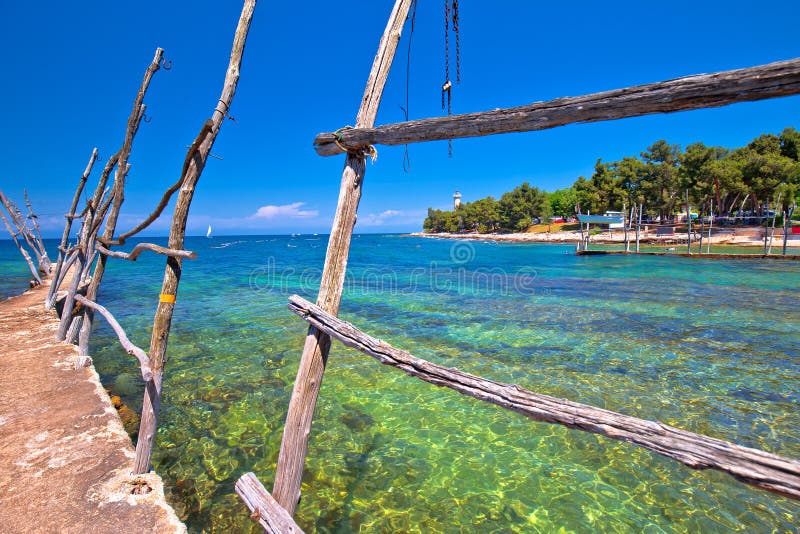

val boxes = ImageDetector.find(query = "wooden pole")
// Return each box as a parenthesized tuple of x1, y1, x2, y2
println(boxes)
(73, 295, 153, 380)
(47, 148, 98, 309)
(707, 199, 713, 254)
(271, 0, 413, 515)
(133, 0, 256, 474)
(635, 203, 642, 253)
(767, 194, 781, 255)
(56, 250, 84, 340)
(95, 242, 197, 261)
(0, 203, 41, 285)
(314, 58, 800, 156)
(784, 205, 795, 256)
(23, 189, 50, 274)
(685, 190, 692, 253)
(698, 202, 705, 253)
(235, 473, 304, 533)
(287, 294, 800, 501)
(623, 201, 629, 252)
(0, 191, 46, 273)
(77, 48, 163, 356)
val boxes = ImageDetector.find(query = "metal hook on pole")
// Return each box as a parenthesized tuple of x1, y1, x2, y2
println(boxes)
(159, 57, 173, 70)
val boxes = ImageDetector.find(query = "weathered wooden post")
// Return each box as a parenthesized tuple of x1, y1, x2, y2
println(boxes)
(271, 0, 414, 515)
(706, 199, 713, 254)
(783, 205, 795, 256)
(0, 202, 41, 285)
(23, 190, 50, 274)
(47, 148, 98, 309)
(0, 191, 48, 275)
(133, 0, 256, 474)
(685, 190, 692, 253)
(767, 193, 781, 255)
(75, 48, 163, 352)
(635, 203, 642, 253)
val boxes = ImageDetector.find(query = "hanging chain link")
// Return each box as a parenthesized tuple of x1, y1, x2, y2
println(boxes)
(442, 0, 450, 111)
(453, 0, 461, 84)
(442, 0, 461, 156)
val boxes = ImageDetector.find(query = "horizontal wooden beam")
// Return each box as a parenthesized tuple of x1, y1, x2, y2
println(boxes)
(235, 472, 304, 533)
(74, 295, 153, 381)
(287, 294, 800, 501)
(314, 57, 800, 156)
(95, 242, 197, 261)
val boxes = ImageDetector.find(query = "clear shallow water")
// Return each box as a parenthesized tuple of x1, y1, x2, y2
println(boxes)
(3, 235, 799, 532)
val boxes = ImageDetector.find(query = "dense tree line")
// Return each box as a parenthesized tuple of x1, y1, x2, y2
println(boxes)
(423, 128, 800, 233)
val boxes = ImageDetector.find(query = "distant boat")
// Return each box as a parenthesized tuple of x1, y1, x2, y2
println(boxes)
(206, 225, 212, 239)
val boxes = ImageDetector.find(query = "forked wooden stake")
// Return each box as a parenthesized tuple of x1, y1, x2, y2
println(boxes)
(133, 0, 256, 474)
(271, 0, 414, 515)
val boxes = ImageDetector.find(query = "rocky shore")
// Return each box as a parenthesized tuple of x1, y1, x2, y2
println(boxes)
(410, 227, 795, 247)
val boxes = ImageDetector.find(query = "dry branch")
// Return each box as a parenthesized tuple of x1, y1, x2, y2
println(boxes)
(24, 189, 50, 273)
(73, 295, 153, 381)
(133, 0, 256, 474)
(0, 202, 41, 285)
(314, 57, 800, 156)
(106, 123, 216, 246)
(287, 294, 800, 501)
(0, 191, 46, 272)
(78, 48, 164, 357)
(52, 249, 81, 293)
(271, 0, 413, 515)
(235, 473, 304, 533)
(95, 242, 197, 261)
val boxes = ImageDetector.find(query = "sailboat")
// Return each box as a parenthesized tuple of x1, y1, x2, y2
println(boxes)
(206, 225, 212, 239)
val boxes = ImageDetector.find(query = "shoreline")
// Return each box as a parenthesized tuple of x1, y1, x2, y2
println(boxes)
(409, 230, 798, 248)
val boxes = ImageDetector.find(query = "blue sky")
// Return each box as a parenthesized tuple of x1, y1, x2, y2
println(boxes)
(1, 1, 799, 236)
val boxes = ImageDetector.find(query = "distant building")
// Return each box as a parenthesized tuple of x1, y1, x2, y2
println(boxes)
(453, 190, 462, 210)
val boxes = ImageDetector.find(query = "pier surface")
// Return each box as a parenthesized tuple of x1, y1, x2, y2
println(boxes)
(0, 283, 185, 533)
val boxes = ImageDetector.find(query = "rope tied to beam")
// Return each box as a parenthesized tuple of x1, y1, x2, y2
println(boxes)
(333, 126, 378, 163)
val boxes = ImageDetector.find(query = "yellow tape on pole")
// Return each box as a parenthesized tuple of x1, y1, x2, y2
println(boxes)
(159, 293, 176, 304)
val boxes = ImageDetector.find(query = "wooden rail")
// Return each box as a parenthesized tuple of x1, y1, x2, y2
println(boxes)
(313, 57, 800, 156)
(73, 295, 153, 381)
(95, 242, 197, 261)
(287, 294, 800, 501)
(235, 472, 304, 533)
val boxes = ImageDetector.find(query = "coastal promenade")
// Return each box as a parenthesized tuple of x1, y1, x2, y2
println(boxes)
(0, 281, 184, 533)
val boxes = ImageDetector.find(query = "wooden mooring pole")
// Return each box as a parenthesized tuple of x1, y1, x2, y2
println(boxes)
(47, 148, 98, 309)
(133, 0, 256, 474)
(270, 0, 414, 515)
(75, 48, 163, 351)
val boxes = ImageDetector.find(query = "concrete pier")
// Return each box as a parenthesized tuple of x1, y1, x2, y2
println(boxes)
(0, 282, 185, 533)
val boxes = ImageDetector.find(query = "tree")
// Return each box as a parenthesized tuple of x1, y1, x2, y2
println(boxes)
(678, 142, 728, 212)
(496, 183, 551, 231)
(549, 187, 578, 218)
(641, 140, 681, 220)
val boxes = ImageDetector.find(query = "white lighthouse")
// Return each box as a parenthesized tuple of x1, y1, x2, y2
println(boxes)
(453, 190, 462, 210)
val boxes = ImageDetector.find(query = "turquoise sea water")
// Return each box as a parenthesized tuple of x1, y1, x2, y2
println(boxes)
(2, 235, 799, 532)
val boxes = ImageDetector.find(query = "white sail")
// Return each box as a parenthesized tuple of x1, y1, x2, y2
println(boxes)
(206, 225, 212, 238)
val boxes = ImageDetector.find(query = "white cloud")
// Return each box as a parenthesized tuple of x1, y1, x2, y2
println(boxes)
(359, 209, 404, 226)
(250, 202, 318, 220)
